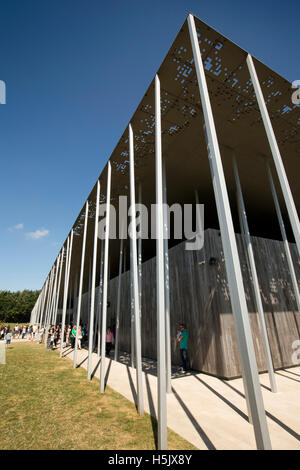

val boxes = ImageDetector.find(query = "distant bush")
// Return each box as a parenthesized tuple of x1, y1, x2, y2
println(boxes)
(0, 290, 40, 323)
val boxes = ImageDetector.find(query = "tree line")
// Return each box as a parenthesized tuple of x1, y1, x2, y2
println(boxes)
(0, 290, 40, 323)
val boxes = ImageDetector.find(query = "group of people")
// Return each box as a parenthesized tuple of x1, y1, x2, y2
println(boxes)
(0, 324, 39, 345)
(1, 320, 190, 371)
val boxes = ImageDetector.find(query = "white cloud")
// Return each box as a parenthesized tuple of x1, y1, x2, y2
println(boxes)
(26, 228, 50, 240)
(8, 223, 24, 232)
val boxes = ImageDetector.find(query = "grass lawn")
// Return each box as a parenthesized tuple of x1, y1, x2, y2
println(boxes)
(0, 342, 196, 450)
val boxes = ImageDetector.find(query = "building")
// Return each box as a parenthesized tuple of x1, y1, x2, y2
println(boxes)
(31, 14, 300, 450)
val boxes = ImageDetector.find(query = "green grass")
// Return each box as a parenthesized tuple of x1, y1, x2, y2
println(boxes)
(0, 342, 196, 450)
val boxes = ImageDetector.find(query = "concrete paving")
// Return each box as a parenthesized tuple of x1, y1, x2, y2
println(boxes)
(58, 344, 300, 450)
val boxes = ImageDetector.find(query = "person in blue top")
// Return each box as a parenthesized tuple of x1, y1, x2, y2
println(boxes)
(177, 323, 190, 372)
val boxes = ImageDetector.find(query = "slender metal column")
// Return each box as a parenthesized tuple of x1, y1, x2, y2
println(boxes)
(100, 162, 112, 393)
(87, 258, 92, 337)
(45, 267, 55, 346)
(233, 156, 277, 393)
(188, 14, 271, 449)
(35, 290, 42, 325)
(88, 181, 100, 379)
(155, 74, 167, 450)
(138, 183, 142, 321)
(130, 240, 135, 368)
(74, 201, 89, 368)
(97, 240, 104, 357)
(247, 54, 300, 256)
(162, 158, 171, 394)
(73, 272, 79, 325)
(54, 247, 64, 326)
(60, 231, 73, 357)
(40, 278, 49, 327)
(45, 267, 54, 327)
(129, 123, 144, 415)
(67, 279, 72, 327)
(114, 237, 124, 361)
(267, 164, 300, 312)
(49, 257, 60, 325)
(59, 237, 70, 353)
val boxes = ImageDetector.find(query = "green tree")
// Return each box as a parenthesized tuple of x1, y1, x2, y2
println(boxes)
(0, 289, 40, 323)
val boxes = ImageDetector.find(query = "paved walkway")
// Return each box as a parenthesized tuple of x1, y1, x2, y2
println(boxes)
(58, 345, 300, 450)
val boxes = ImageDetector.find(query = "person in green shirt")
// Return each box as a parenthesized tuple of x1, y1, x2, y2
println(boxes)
(177, 323, 190, 372)
(70, 326, 77, 349)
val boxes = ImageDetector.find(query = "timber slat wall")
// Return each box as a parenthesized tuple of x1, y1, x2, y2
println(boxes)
(77, 228, 300, 379)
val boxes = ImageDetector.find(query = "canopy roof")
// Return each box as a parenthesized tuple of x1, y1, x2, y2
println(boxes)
(50, 14, 299, 299)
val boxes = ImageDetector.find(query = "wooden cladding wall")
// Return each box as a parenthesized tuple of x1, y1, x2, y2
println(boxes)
(77, 228, 300, 379)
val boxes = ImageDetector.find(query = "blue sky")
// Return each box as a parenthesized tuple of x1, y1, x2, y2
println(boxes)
(0, 0, 299, 291)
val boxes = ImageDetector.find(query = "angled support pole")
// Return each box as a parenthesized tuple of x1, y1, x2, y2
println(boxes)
(44, 267, 55, 346)
(60, 231, 73, 357)
(138, 183, 142, 322)
(49, 256, 60, 325)
(40, 277, 49, 328)
(74, 201, 89, 368)
(100, 162, 112, 393)
(233, 155, 277, 393)
(162, 158, 171, 394)
(88, 180, 101, 380)
(130, 234, 135, 368)
(97, 240, 104, 357)
(267, 163, 300, 312)
(54, 247, 64, 326)
(188, 13, 271, 449)
(155, 74, 167, 450)
(247, 54, 300, 257)
(129, 123, 144, 415)
(114, 235, 124, 361)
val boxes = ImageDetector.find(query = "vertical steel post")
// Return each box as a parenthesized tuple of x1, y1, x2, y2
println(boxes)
(138, 183, 142, 322)
(130, 238, 135, 368)
(97, 240, 104, 357)
(40, 277, 49, 328)
(233, 156, 277, 393)
(44, 267, 55, 346)
(155, 74, 167, 450)
(247, 54, 300, 257)
(188, 14, 271, 449)
(74, 201, 89, 368)
(60, 231, 73, 357)
(49, 257, 60, 325)
(88, 181, 101, 380)
(114, 236, 124, 361)
(73, 271, 79, 325)
(100, 162, 112, 393)
(267, 164, 300, 312)
(54, 247, 64, 326)
(129, 123, 144, 415)
(162, 158, 172, 394)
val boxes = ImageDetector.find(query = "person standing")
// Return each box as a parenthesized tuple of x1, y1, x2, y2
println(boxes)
(77, 326, 83, 350)
(5, 329, 12, 348)
(177, 323, 190, 372)
(105, 327, 114, 356)
(70, 325, 76, 349)
(39, 326, 45, 344)
(66, 325, 71, 346)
